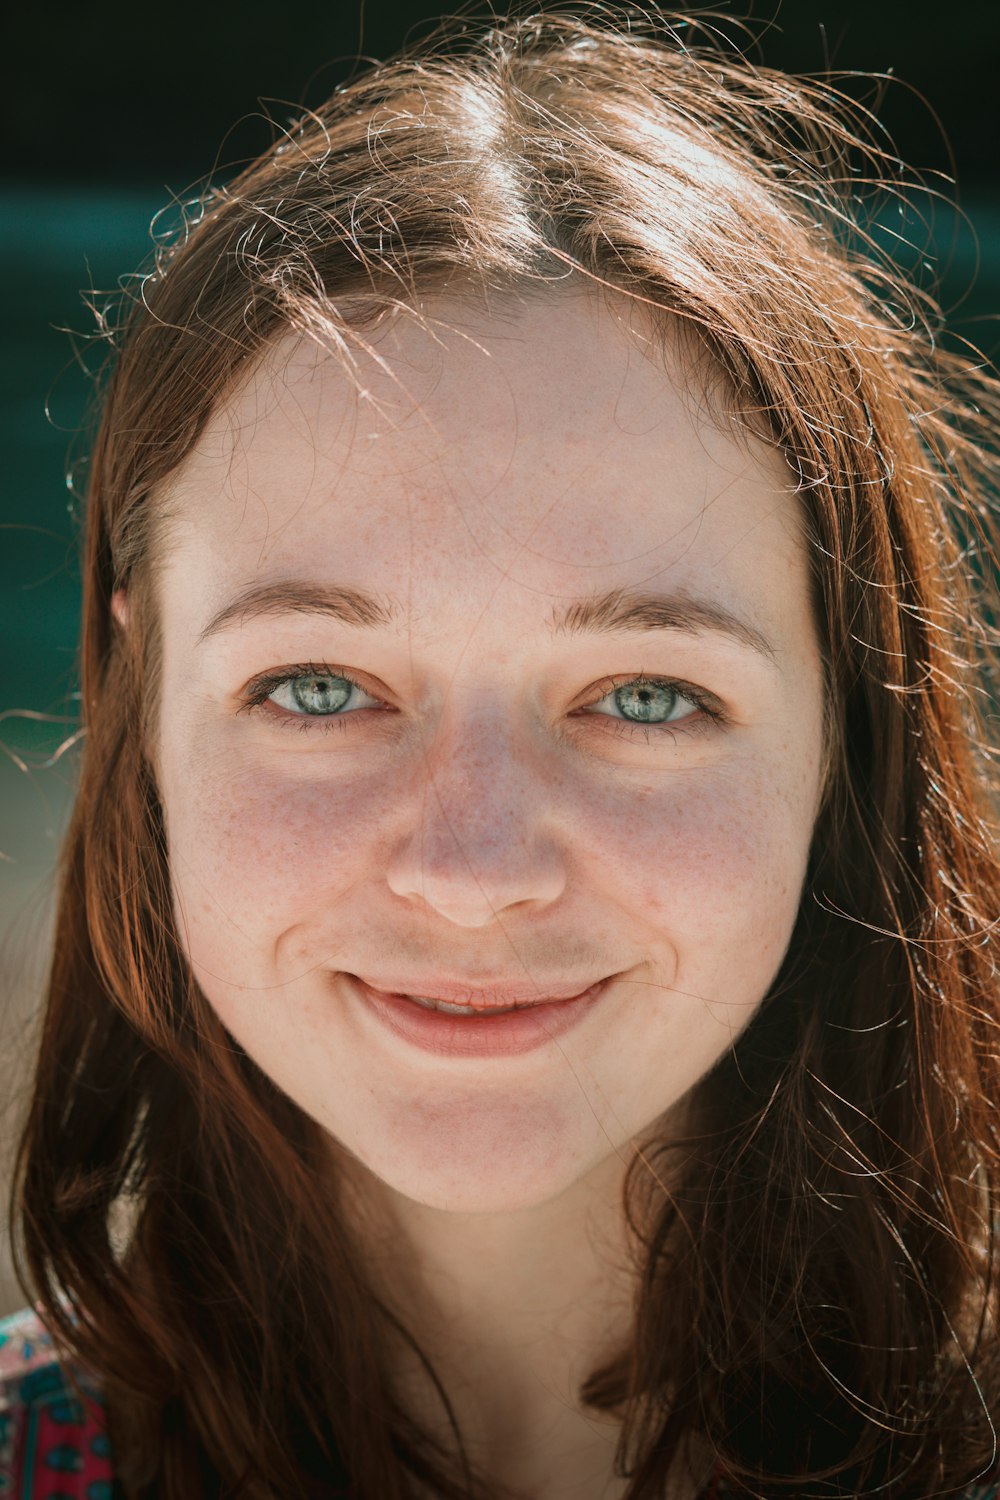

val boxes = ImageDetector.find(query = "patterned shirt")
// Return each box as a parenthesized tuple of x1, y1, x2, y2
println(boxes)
(0, 1307, 115, 1498)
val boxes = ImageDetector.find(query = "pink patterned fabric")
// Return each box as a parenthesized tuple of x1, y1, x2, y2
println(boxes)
(0, 1306, 115, 1499)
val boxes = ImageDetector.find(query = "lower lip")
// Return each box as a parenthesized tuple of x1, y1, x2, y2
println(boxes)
(348, 974, 613, 1058)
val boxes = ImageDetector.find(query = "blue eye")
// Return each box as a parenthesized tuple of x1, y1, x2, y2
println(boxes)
(270, 674, 359, 715)
(245, 668, 385, 721)
(590, 678, 702, 727)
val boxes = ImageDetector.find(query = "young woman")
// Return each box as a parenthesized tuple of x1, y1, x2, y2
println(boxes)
(3, 7, 999, 1498)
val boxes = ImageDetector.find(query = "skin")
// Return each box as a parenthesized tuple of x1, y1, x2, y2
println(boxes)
(140, 285, 826, 1499)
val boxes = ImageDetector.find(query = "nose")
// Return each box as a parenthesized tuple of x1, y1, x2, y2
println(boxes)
(384, 712, 567, 927)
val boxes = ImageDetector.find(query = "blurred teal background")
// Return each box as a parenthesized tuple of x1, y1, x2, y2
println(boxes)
(2, 189, 162, 750)
(1, 190, 165, 915)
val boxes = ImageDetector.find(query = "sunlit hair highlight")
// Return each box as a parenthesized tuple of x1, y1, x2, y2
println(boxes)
(10, 6, 1000, 1498)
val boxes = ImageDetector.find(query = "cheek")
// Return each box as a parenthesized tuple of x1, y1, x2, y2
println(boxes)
(562, 766, 813, 1097)
(572, 762, 812, 975)
(160, 753, 385, 980)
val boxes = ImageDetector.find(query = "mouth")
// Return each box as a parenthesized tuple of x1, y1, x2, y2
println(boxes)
(350, 974, 612, 1012)
(384, 990, 592, 1017)
(346, 973, 615, 1057)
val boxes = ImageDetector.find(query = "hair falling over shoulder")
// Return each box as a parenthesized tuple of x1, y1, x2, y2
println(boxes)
(9, 5, 1000, 1496)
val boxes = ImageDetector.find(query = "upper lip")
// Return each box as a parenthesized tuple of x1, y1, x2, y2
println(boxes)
(350, 973, 612, 1009)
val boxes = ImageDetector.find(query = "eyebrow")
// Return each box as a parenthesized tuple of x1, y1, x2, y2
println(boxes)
(552, 587, 775, 659)
(197, 579, 776, 660)
(199, 581, 399, 643)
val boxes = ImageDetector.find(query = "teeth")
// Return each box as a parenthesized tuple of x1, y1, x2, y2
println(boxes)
(406, 995, 519, 1016)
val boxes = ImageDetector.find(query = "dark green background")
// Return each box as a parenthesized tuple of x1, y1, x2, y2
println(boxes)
(5, 0, 1000, 185)
(1, 0, 998, 795)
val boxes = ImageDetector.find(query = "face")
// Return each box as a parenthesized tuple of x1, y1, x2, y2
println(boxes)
(151, 287, 825, 1216)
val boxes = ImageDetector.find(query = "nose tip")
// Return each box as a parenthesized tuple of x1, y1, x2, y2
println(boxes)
(386, 825, 566, 926)
(384, 762, 566, 926)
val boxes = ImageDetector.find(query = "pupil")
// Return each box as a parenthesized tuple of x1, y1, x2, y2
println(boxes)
(615, 682, 677, 723)
(291, 676, 350, 714)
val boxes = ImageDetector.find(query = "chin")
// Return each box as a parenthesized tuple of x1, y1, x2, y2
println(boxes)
(347, 1108, 611, 1216)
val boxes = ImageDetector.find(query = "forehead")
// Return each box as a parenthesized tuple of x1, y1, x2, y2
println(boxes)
(158, 285, 804, 622)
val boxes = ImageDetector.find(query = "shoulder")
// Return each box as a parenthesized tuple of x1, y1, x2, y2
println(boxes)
(0, 1304, 116, 1497)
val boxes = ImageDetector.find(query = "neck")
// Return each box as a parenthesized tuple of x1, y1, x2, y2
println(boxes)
(340, 1145, 712, 1500)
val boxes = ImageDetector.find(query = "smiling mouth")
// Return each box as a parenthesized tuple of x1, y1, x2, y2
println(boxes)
(350, 973, 611, 1015)
(349, 974, 615, 1053)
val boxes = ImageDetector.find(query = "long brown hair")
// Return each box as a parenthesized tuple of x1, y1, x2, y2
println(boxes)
(10, 7, 1000, 1497)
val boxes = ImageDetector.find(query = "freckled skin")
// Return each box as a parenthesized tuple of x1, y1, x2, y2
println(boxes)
(155, 287, 824, 1220)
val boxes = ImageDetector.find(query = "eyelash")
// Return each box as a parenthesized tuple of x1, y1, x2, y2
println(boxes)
(239, 663, 726, 743)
